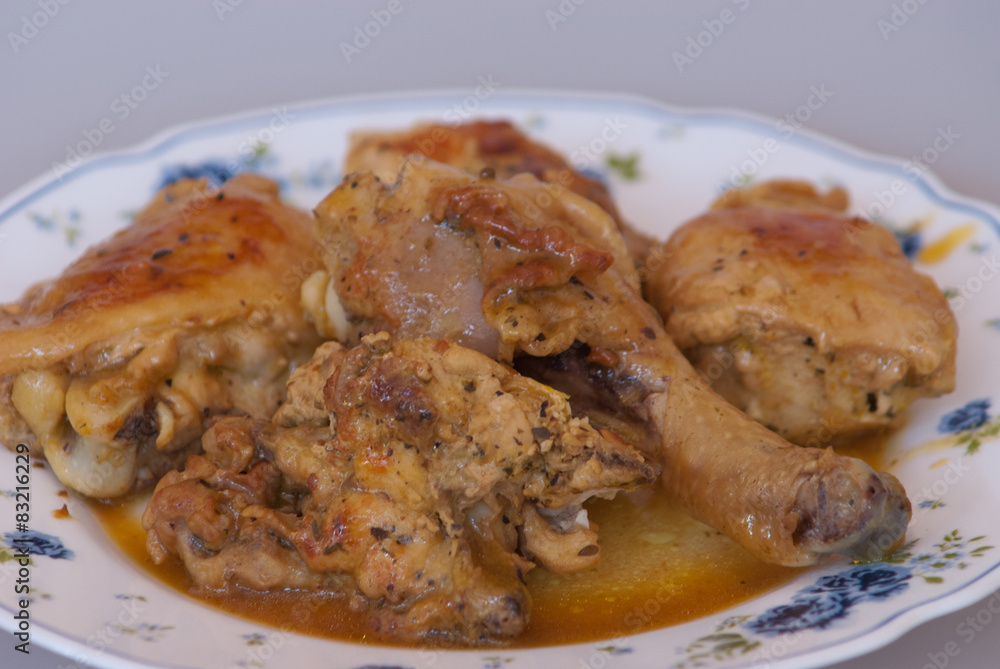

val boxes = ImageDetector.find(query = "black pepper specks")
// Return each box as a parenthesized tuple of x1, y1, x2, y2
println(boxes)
(531, 427, 551, 441)
(151, 248, 173, 261)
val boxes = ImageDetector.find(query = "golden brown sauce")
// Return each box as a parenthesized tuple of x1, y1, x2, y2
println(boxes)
(91, 490, 800, 648)
(518, 491, 802, 645)
(89, 432, 890, 648)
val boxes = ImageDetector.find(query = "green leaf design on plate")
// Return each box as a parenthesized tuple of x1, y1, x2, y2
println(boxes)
(28, 209, 83, 247)
(606, 151, 641, 180)
(675, 631, 761, 668)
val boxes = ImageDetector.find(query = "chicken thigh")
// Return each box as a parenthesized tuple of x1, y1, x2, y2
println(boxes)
(305, 160, 912, 567)
(645, 181, 956, 445)
(0, 174, 321, 497)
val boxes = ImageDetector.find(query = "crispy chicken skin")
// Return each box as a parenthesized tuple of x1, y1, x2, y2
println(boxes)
(306, 160, 912, 566)
(143, 334, 654, 642)
(710, 179, 850, 213)
(344, 120, 654, 265)
(0, 174, 321, 498)
(645, 181, 957, 445)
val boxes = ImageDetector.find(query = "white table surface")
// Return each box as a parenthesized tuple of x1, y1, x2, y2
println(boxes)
(2, 2, 999, 667)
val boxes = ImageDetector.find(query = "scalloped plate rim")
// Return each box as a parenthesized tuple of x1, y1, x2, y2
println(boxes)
(1, 89, 998, 669)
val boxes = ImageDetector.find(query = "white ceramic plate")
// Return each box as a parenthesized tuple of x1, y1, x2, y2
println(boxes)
(2, 91, 999, 669)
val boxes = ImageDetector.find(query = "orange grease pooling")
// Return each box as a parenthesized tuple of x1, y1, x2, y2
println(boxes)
(89, 434, 889, 648)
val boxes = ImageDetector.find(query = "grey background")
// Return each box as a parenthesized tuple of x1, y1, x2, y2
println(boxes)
(1, 1, 999, 667)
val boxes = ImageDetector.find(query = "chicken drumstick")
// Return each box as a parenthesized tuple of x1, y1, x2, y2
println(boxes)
(305, 160, 911, 567)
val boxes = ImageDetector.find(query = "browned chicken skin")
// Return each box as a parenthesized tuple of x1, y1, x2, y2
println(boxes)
(143, 334, 654, 642)
(0, 174, 321, 497)
(306, 160, 912, 567)
(645, 180, 956, 445)
(345, 120, 654, 266)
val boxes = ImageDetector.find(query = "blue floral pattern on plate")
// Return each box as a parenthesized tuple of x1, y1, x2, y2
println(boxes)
(938, 398, 991, 434)
(894, 227, 922, 259)
(674, 531, 993, 667)
(932, 398, 1000, 455)
(745, 564, 912, 636)
(2, 530, 74, 560)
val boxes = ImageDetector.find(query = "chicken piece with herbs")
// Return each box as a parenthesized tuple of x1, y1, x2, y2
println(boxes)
(143, 333, 654, 642)
(344, 119, 654, 266)
(645, 180, 956, 445)
(0, 174, 321, 497)
(304, 161, 912, 567)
